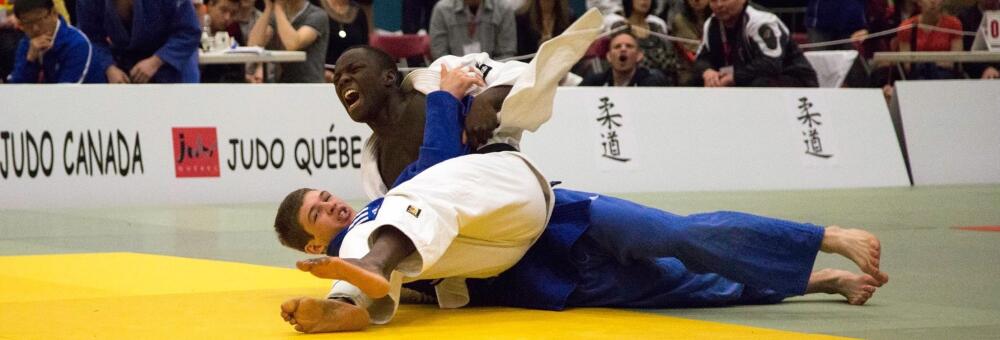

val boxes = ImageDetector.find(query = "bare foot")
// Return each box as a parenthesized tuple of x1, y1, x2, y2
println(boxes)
(806, 269, 880, 305)
(820, 226, 890, 285)
(280, 297, 370, 333)
(297, 257, 391, 298)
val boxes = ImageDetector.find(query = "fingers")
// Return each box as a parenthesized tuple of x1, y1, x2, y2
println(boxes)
(440, 65, 485, 99)
(109, 68, 131, 84)
(129, 65, 149, 84)
(471, 73, 486, 87)
(296, 258, 318, 271)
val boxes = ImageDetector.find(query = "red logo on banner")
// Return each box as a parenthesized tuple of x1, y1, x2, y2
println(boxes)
(172, 127, 220, 178)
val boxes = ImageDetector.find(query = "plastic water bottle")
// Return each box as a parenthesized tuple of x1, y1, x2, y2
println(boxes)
(201, 14, 212, 51)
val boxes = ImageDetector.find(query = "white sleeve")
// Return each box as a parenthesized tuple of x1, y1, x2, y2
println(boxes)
(402, 53, 527, 97)
(497, 8, 602, 134)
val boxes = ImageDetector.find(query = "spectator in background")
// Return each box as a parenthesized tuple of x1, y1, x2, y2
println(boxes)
(402, 0, 437, 34)
(896, 0, 962, 80)
(77, 0, 202, 83)
(605, 0, 678, 85)
(248, 0, 328, 83)
(321, 0, 366, 82)
(957, 0, 999, 79)
(235, 0, 261, 41)
(670, 0, 709, 85)
(670, 0, 708, 52)
(428, 0, 516, 60)
(200, 0, 244, 82)
(515, 0, 572, 56)
(655, 0, 682, 25)
(805, 0, 868, 50)
(2, 0, 75, 83)
(859, 0, 900, 60)
(7, 0, 105, 82)
(580, 29, 668, 86)
(694, 0, 818, 87)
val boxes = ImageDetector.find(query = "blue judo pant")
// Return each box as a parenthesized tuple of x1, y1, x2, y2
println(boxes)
(562, 190, 826, 308)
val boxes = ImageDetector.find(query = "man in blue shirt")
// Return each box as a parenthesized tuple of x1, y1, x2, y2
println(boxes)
(76, 0, 201, 83)
(7, 0, 106, 83)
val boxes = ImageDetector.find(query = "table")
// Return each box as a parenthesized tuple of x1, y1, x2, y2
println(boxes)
(872, 51, 1000, 79)
(198, 50, 306, 64)
(198, 50, 306, 82)
(872, 51, 1000, 64)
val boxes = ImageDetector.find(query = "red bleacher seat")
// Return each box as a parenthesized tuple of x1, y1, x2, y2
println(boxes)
(369, 33, 430, 65)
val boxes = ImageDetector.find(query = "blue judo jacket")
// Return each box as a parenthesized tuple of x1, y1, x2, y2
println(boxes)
(9, 17, 107, 83)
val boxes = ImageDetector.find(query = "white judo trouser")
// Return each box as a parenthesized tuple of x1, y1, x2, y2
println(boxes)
(329, 151, 554, 324)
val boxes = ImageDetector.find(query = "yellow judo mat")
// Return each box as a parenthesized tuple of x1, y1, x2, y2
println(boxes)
(0, 253, 847, 339)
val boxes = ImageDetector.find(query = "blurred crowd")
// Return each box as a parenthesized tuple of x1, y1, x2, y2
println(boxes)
(1, 0, 996, 89)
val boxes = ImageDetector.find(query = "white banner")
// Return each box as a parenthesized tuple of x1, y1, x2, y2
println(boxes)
(2, 85, 911, 209)
(0, 84, 371, 209)
(895, 80, 1000, 185)
(520, 87, 910, 193)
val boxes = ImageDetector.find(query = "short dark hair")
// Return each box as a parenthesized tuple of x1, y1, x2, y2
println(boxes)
(13, 0, 54, 17)
(342, 45, 398, 73)
(338, 45, 401, 86)
(607, 27, 639, 48)
(274, 188, 314, 251)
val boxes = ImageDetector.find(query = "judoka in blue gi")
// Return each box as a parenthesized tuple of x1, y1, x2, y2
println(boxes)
(272, 45, 889, 333)
(7, 0, 106, 83)
(76, 0, 201, 83)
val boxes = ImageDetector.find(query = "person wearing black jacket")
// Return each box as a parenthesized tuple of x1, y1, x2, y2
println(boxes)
(693, 0, 817, 87)
(580, 30, 669, 86)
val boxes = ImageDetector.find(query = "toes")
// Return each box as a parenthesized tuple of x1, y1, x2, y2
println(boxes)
(861, 274, 881, 287)
(876, 271, 890, 285)
(281, 299, 300, 314)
